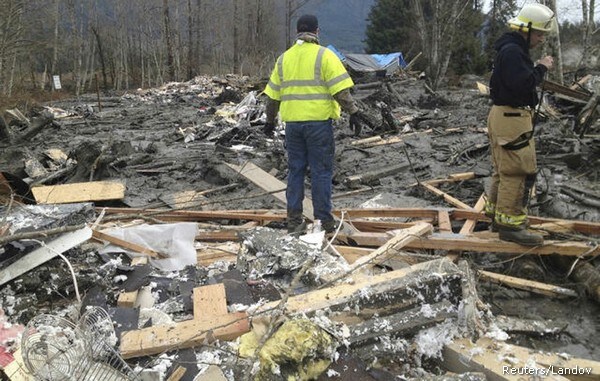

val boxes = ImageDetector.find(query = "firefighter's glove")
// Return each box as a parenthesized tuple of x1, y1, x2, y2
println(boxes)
(349, 112, 366, 136)
(263, 122, 275, 137)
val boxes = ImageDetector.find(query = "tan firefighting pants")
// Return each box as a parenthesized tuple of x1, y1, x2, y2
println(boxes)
(485, 105, 537, 228)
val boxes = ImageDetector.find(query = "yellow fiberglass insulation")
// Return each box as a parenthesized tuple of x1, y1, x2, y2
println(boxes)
(239, 318, 337, 381)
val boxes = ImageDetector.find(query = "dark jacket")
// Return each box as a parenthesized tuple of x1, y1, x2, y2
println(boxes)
(489, 32, 547, 108)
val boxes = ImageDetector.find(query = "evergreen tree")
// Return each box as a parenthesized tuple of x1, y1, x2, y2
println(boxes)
(364, 0, 418, 57)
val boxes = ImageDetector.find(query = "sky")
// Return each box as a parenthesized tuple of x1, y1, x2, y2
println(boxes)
(482, 0, 599, 23)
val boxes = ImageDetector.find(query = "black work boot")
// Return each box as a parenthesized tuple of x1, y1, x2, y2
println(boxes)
(287, 210, 307, 236)
(322, 219, 338, 234)
(497, 224, 543, 247)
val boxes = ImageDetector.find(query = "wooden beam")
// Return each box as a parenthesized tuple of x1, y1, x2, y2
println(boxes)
(479, 270, 578, 298)
(351, 223, 432, 269)
(119, 312, 249, 359)
(193, 284, 228, 319)
(444, 337, 600, 381)
(459, 193, 486, 235)
(225, 161, 314, 220)
(437, 211, 452, 232)
(421, 182, 472, 209)
(337, 232, 599, 257)
(32, 181, 125, 204)
(92, 229, 165, 259)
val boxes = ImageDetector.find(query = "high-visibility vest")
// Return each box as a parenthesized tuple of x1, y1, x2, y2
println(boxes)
(264, 40, 354, 122)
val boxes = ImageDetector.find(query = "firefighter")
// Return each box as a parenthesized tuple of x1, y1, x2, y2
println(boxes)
(485, 4, 555, 246)
(263, 14, 366, 235)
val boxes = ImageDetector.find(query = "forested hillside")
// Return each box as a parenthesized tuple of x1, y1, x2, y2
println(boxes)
(299, 0, 375, 52)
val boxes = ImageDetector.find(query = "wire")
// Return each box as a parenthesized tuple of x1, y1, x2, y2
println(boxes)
(27, 239, 82, 304)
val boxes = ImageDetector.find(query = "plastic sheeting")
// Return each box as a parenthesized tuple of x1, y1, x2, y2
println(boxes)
(326, 45, 407, 76)
(98, 223, 198, 271)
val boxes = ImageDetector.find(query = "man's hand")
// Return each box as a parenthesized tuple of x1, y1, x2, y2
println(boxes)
(349, 112, 366, 136)
(263, 122, 275, 137)
(537, 56, 554, 70)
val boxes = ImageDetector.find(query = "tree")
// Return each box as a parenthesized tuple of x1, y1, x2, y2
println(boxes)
(580, 0, 597, 69)
(364, 0, 418, 56)
(411, 0, 473, 90)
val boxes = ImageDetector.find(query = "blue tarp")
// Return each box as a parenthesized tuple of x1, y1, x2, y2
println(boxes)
(326, 45, 407, 75)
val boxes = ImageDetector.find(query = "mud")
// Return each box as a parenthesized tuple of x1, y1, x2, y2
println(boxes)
(1, 72, 599, 376)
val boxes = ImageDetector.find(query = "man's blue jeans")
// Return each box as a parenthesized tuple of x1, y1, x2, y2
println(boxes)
(285, 120, 335, 223)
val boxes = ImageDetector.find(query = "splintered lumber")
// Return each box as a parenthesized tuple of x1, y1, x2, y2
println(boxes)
(0, 227, 92, 287)
(99, 207, 286, 223)
(92, 229, 165, 258)
(421, 182, 472, 209)
(458, 194, 486, 235)
(193, 284, 228, 319)
(423, 172, 477, 187)
(32, 181, 125, 204)
(197, 242, 239, 266)
(443, 337, 600, 381)
(458, 260, 484, 337)
(351, 223, 432, 269)
(338, 231, 599, 257)
(119, 312, 249, 359)
(255, 258, 461, 318)
(544, 79, 591, 102)
(225, 161, 314, 220)
(478, 270, 578, 298)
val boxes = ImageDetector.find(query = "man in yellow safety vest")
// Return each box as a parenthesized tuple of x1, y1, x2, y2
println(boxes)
(263, 14, 366, 235)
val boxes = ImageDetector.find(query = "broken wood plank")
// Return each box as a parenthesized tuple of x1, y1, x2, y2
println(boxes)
(443, 337, 600, 381)
(166, 366, 187, 381)
(423, 172, 477, 187)
(479, 270, 578, 298)
(197, 230, 239, 242)
(117, 256, 149, 308)
(438, 211, 452, 232)
(225, 161, 314, 220)
(351, 223, 432, 269)
(32, 181, 125, 204)
(0, 227, 92, 287)
(337, 231, 599, 257)
(544, 79, 591, 101)
(92, 229, 165, 259)
(193, 284, 228, 320)
(421, 182, 472, 209)
(119, 312, 249, 359)
(459, 193, 486, 235)
(197, 243, 239, 266)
